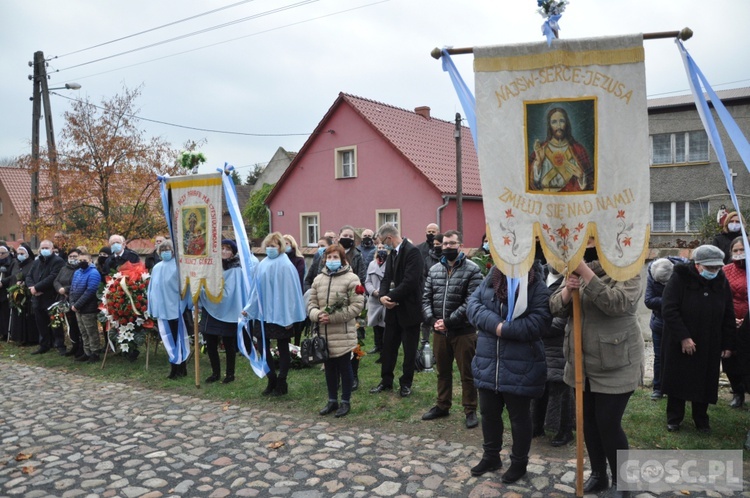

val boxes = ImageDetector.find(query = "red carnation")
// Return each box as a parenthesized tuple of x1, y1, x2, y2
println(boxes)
(143, 319, 155, 329)
(355, 285, 366, 295)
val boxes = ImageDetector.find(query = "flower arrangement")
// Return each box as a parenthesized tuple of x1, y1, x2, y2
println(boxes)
(271, 343, 307, 369)
(100, 261, 155, 354)
(179, 151, 207, 174)
(537, 0, 567, 17)
(536, 0, 568, 45)
(7, 280, 30, 314)
(471, 251, 494, 277)
(49, 301, 68, 330)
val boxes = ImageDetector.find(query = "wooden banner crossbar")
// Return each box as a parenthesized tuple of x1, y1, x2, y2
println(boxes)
(430, 27, 693, 59)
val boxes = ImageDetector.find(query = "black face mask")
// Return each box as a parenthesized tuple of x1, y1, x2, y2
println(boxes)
(442, 248, 459, 261)
(426, 233, 435, 244)
(377, 249, 388, 263)
(361, 237, 373, 247)
(432, 246, 442, 258)
(339, 237, 354, 249)
(584, 247, 599, 262)
(98, 256, 107, 267)
(79, 261, 89, 269)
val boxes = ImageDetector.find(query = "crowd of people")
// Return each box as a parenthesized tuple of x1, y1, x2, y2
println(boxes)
(1, 213, 749, 496)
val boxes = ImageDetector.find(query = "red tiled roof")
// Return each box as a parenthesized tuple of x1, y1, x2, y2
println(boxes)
(0, 167, 53, 222)
(340, 93, 481, 196)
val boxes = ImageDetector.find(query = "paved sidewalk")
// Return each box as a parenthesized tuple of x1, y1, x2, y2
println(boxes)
(0, 364, 747, 497)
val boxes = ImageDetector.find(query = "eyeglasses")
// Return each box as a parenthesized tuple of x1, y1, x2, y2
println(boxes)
(442, 241, 460, 247)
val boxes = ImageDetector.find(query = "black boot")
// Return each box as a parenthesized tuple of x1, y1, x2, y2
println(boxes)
(470, 457, 502, 477)
(501, 455, 527, 484)
(167, 364, 178, 380)
(730, 393, 744, 408)
(583, 471, 610, 493)
(262, 377, 277, 395)
(179, 362, 188, 377)
(272, 378, 288, 396)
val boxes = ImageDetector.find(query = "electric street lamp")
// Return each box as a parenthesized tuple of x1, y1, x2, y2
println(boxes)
(28, 49, 81, 247)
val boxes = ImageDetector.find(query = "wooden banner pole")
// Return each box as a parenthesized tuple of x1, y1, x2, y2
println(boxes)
(194, 306, 201, 389)
(145, 333, 150, 371)
(572, 288, 585, 497)
(430, 27, 693, 59)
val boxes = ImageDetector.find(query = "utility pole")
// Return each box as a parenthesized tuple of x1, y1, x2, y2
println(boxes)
(455, 112, 463, 236)
(29, 51, 43, 248)
(29, 50, 65, 247)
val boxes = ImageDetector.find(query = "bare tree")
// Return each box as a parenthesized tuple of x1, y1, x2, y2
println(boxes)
(26, 86, 183, 243)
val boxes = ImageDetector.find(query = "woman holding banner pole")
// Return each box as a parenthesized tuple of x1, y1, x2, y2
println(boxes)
(549, 242, 644, 496)
(147, 240, 188, 379)
(199, 239, 246, 384)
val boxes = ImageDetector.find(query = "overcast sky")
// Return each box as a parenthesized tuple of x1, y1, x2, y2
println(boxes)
(2, 0, 748, 178)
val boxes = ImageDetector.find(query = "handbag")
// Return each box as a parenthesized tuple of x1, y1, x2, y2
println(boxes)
(300, 324, 329, 366)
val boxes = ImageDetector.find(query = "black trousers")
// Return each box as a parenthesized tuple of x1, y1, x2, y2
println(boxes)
(372, 325, 384, 350)
(205, 334, 236, 377)
(264, 337, 290, 381)
(532, 380, 574, 434)
(478, 388, 533, 461)
(34, 302, 62, 350)
(666, 395, 709, 428)
(325, 354, 354, 403)
(380, 321, 420, 388)
(583, 382, 633, 478)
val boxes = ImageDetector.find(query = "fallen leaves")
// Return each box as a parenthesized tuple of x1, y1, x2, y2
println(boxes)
(267, 441, 284, 449)
(222, 401, 231, 412)
(15, 453, 32, 461)
(21, 466, 34, 474)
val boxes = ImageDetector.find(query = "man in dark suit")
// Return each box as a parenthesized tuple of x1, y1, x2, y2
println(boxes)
(103, 234, 140, 275)
(370, 224, 424, 397)
(26, 239, 65, 354)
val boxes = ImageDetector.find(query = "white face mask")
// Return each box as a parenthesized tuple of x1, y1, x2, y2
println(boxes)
(728, 222, 741, 232)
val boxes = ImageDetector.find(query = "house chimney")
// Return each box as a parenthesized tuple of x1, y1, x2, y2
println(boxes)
(414, 106, 431, 119)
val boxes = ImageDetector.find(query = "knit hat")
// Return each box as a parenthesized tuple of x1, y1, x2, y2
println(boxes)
(650, 258, 674, 284)
(692, 245, 725, 267)
(222, 239, 238, 255)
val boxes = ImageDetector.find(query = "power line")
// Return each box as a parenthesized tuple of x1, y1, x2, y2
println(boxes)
(647, 78, 750, 98)
(64, 0, 391, 83)
(52, 93, 313, 137)
(51, 0, 257, 60)
(53, 0, 319, 73)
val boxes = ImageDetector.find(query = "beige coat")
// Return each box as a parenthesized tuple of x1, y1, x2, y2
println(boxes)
(308, 265, 365, 359)
(549, 262, 644, 394)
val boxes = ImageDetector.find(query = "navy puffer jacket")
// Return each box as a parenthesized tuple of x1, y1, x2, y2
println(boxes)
(468, 264, 552, 397)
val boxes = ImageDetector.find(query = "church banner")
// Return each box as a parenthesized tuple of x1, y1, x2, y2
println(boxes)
(475, 34, 650, 280)
(165, 173, 224, 303)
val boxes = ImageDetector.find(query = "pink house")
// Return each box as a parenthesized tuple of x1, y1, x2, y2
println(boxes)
(265, 93, 485, 247)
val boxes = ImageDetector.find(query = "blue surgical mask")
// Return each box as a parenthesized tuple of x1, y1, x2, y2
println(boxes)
(383, 238, 394, 251)
(111, 243, 122, 254)
(700, 269, 719, 280)
(40, 249, 52, 257)
(483, 242, 490, 252)
(317, 246, 325, 256)
(17, 254, 27, 262)
(326, 260, 341, 272)
(160, 251, 173, 261)
(265, 247, 279, 259)
(285, 245, 292, 254)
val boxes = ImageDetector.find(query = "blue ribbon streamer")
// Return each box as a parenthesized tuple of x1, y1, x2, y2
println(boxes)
(157, 175, 190, 364)
(219, 165, 269, 377)
(441, 49, 477, 148)
(542, 15, 561, 46)
(677, 40, 750, 315)
(440, 50, 522, 321)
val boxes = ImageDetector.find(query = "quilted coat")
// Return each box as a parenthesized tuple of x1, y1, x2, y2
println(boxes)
(308, 264, 365, 359)
(468, 264, 552, 397)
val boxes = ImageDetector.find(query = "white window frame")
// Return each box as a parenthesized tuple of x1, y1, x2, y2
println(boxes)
(300, 212, 320, 247)
(376, 209, 400, 231)
(650, 131, 709, 166)
(335, 146, 357, 179)
(650, 201, 708, 233)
